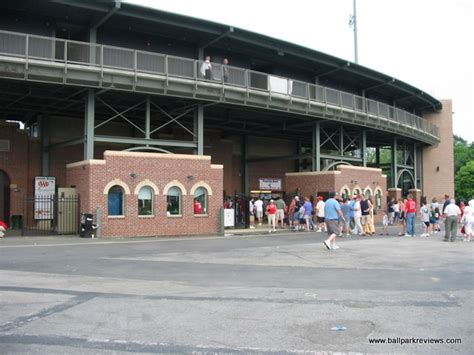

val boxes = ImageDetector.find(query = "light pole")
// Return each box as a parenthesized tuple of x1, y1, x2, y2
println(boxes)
(349, 0, 359, 64)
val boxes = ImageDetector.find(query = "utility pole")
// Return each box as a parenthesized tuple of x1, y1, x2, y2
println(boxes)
(349, 0, 359, 64)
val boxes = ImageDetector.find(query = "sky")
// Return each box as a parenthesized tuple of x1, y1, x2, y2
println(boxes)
(127, 0, 473, 142)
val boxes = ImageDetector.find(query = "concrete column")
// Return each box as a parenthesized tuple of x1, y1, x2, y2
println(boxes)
(193, 104, 204, 155)
(84, 89, 95, 160)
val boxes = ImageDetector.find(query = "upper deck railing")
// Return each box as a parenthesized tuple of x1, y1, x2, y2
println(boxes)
(0, 30, 439, 140)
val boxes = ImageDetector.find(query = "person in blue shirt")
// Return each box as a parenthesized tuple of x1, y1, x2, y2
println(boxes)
(323, 192, 346, 250)
(340, 198, 352, 238)
(303, 197, 313, 231)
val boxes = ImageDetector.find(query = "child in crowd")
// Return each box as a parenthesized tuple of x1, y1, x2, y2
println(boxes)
(420, 201, 431, 237)
(381, 212, 389, 235)
(434, 207, 441, 232)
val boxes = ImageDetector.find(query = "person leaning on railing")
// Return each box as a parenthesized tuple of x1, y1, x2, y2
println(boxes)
(200, 56, 212, 80)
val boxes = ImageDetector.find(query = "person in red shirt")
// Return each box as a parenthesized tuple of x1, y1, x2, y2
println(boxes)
(266, 199, 277, 233)
(404, 194, 417, 237)
(0, 220, 8, 238)
(194, 199, 203, 215)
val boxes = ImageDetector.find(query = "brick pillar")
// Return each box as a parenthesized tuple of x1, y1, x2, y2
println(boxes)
(408, 189, 422, 209)
(388, 188, 402, 202)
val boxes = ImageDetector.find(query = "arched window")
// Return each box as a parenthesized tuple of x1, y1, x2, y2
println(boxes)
(364, 189, 372, 200)
(194, 187, 208, 215)
(341, 187, 350, 200)
(167, 187, 182, 216)
(375, 189, 383, 210)
(138, 186, 153, 216)
(108, 185, 124, 216)
(353, 188, 361, 196)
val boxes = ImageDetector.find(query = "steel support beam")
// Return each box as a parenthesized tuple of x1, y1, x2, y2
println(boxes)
(413, 143, 418, 189)
(312, 122, 321, 171)
(193, 104, 204, 155)
(39, 115, 49, 176)
(340, 126, 344, 156)
(84, 89, 95, 160)
(362, 130, 367, 167)
(94, 135, 197, 148)
(315, 122, 321, 171)
(145, 96, 151, 140)
(241, 135, 249, 194)
(48, 137, 85, 150)
(392, 137, 398, 188)
(320, 154, 363, 162)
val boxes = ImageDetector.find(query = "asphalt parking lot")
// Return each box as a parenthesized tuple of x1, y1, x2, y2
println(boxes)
(0, 230, 472, 354)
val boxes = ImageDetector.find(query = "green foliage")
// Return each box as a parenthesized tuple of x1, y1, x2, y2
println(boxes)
(454, 135, 474, 173)
(454, 135, 474, 200)
(455, 161, 474, 201)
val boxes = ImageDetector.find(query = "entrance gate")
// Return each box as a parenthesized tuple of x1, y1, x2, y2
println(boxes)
(22, 194, 80, 236)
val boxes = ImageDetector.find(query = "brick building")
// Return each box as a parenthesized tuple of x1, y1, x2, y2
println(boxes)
(0, 1, 453, 236)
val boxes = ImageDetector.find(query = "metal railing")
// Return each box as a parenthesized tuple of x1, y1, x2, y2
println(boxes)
(0, 29, 440, 139)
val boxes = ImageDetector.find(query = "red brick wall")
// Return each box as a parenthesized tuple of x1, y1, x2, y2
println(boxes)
(286, 166, 388, 223)
(0, 122, 41, 223)
(67, 151, 223, 237)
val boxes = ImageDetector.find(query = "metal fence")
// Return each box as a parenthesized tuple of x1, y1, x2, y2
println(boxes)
(22, 195, 80, 236)
(0, 29, 440, 139)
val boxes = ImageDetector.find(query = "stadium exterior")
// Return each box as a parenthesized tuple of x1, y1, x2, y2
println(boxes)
(0, 0, 454, 236)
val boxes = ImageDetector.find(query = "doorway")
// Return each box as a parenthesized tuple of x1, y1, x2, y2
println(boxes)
(0, 170, 11, 224)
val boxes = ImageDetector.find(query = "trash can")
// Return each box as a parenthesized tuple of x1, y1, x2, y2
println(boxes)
(11, 215, 23, 230)
(79, 213, 94, 238)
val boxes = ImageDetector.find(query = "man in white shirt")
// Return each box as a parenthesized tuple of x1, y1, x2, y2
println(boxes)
(351, 195, 364, 235)
(249, 198, 255, 229)
(315, 196, 326, 232)
(200, 56, 212, 80)
(443, 199, 461, 242)
(254, 197, 264, 226)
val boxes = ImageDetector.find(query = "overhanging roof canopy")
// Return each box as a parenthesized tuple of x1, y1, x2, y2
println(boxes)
(3, 0, 442, 113)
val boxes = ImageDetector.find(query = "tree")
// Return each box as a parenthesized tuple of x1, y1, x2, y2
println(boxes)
(455, 161, 474, 201)
(454, 134, 474, 173)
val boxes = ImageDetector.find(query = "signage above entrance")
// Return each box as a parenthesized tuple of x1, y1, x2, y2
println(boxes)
(258, 178, 282, 191)
(34, 176, 56, 220)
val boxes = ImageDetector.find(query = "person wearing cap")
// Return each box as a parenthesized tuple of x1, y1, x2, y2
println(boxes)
(315, 196, 326, 232)
(266, 199, 277, 233)
(323, 192, 345, 250)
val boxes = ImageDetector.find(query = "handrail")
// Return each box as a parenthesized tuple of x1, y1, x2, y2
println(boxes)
(0, 29, 440, 140)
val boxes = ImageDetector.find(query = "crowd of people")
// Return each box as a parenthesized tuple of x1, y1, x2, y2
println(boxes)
(244, 193, 474, 250)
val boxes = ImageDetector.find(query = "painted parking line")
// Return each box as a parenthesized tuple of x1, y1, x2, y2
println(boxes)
(0, 233, 292, 249)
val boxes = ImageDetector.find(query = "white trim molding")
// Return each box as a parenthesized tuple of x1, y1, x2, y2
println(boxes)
(103, 179, 131, 195)
(163, 180, 187, 196)
(134, 179, 160, 195)
(189, 181, 213, 196)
